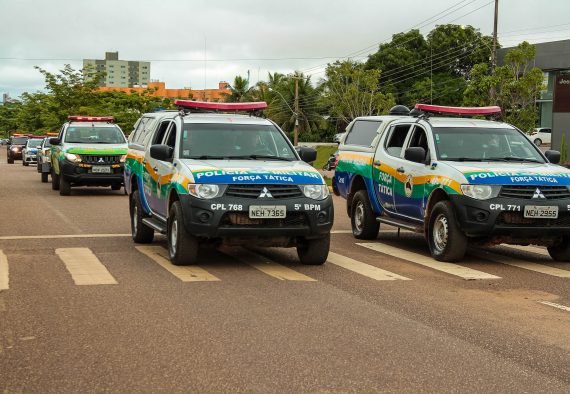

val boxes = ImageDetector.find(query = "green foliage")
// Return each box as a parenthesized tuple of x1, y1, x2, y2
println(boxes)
(223, 75, 254, 103)
(312, 145, 338, 169)
(320, 60, 395, 126)
(464, 41, 543, 132)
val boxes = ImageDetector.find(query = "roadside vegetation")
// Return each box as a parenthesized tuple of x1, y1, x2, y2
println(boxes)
(0, 24, 543, 140)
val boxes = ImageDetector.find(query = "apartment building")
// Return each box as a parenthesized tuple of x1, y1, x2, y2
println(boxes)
(83, 52, 150, 88)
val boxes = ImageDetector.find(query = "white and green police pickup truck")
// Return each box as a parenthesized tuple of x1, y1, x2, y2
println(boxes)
(124, 100, 333, 266)
(49, 116, 128, 196)
(334, 104, 570, 262)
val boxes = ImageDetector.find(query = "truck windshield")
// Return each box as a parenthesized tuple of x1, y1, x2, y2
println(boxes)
(65, 126, 126, 144)
(11, 137, 28, 145)
(433, 127, 545, 163)
(181, 124, 297, 161)
(27, 139, 42, 148)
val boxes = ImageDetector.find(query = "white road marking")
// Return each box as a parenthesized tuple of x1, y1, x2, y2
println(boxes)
(236, 250, 316, 281)
(503, 244, 549, 257)
(56, 248, 118, 285)
(357, 243, 501, 281)
(473, 251, 570, 278)
(327, 252, 410, 281)
(0, 234, 131, 241)
(135, 246, 220, 282)
(0, 250, 8, 290)
(331, 230, 353, 234)
(538, 301, 570, 313)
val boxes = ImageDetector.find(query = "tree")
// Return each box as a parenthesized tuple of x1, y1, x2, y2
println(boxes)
(321, 60, 395, 126)
(464, 41, 543, 132)
(223, 75, 254, 102)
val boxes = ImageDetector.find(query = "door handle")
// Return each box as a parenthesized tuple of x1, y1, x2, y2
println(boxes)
(153, 166, 158, 172)
(397, 167, 405, 173)
(373, 160, 381, 166)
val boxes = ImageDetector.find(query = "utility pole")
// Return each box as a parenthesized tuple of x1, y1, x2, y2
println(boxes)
(294, 76, 300, 146)
(490, 0, 499, 102)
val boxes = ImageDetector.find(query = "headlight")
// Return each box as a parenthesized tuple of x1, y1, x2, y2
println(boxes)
(120, 154, 127, 163)
(11, 146, 20, 151)
(460, 184, 500, 200)
(303, 184, 330, 200)
(188, 184, 223, 199)
(65, 153, 82, 163)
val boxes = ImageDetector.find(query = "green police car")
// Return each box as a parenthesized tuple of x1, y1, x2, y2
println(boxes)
(49, 116, 128, 195)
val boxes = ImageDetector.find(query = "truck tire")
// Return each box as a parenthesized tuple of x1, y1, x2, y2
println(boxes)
(297, 233, 330, 265)
(351, 190, 379, 240)
(111, 183, 122, 191)
(130, 190, 154, 244)
(7, 158, 14, 164)
(51, 169, 60, 190)
(41, 172, 48, 183)
(427, 201, 468, 262)
(168, 201, 198, 265)
(547, 237, 570, 262)
(59, 175, 71, 196)
(534, 138, 542, 146)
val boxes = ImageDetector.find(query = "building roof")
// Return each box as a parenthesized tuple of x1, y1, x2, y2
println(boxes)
(498, 39, 570, 71)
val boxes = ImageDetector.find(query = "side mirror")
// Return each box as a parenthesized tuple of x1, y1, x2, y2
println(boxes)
(49, 138, 61, 145)
(545, 150, 561, 164)
(404, 147, 427, 164)
(296, 146, 317, 163)
(150, 144, 174, 162)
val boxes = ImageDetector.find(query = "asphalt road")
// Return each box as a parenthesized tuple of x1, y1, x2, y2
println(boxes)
(1, 146, 570, 393)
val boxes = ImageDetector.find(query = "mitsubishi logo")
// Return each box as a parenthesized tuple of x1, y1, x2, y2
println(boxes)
(259, 187, 273, 198)
(97, 157, 105, 164)
(532, 188, 546, 199)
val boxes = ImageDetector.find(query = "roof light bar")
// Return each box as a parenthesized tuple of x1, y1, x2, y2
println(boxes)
(415, 104, 502, 116)
(68, 116, 115, 122)
(174, 100, 268, 112)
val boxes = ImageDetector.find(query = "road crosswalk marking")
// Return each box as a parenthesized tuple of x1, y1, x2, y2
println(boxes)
(473, 251, 570, 278)
(538, 301, 570, 313)
(0, 234, 131, 241)
(503, 244, 550, 257)
(55, 248, 118, 285)
(135, 246, 220, 282)
(357, 243, 501, 281)
(327, 252, 410, 281)
(0, 250, 8, 290)
(236, 250, 316, 281)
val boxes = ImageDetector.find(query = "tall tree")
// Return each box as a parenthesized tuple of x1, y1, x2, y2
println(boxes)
(223, 75, 253, 102)
(463, 41, 543, 132)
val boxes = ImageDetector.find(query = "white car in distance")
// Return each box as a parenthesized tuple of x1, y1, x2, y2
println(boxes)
(530, 127, 551, 146)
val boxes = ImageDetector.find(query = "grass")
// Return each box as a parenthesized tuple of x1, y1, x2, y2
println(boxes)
(312, 145, 338, 170)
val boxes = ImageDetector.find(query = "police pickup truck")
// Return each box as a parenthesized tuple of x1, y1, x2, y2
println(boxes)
(334, 104, 570, 262)
(125, 100, 333, 266)
(49, 116, 128, 195)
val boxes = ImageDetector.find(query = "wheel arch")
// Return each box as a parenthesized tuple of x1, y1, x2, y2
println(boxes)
(423, 187, 450, 236)
(347, 175, 367, 217)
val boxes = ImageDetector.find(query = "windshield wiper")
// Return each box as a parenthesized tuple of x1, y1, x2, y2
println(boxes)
(486, 157, 543, 163)
(228, 155, 293, 161)
(188, 155, 229, 160)
(444, 157, 487, 162)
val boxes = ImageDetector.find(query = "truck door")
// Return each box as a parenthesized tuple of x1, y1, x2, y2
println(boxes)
(395, 125, 432, 220)
(143, 119, 172, 217)
(153, 122, 177, 218)
(373, 124, 412, 214)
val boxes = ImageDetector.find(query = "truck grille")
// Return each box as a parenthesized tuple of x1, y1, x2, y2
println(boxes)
(225, 184, 303, 199)
(81, 155, 122, 165)
(499, 185, 570, 200)
(498, 212, 570, 227)
(220, 212, 307, 227)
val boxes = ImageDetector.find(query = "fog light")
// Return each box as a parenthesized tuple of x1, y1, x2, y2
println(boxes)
(317, 211, 327, 223)
(198, 212, 211, 223)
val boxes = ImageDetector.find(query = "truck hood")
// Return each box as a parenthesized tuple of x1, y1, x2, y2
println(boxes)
(446, 161, 570, 186)
(179, 159, 324, 185)
(63, 143, 128, 155)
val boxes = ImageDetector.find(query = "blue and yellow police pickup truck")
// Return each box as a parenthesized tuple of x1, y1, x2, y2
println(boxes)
(124, 100, 333, 266)
(334, 104, 570, 262)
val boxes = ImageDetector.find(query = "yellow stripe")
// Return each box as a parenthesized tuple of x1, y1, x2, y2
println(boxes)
(135, 246, 220, 282)
(338, 152, 373, 165)
(56, 248, 118, 286)
(374, 163, 462, 194)
(0, 250, 8, 290)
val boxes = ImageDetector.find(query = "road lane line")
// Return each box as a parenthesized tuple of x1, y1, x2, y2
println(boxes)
(327, 252, 411, 281)
(55, 248, 118, 286)
(331, 230, 353, 234)
(473, 251, 570, 278)
(538, 301, 570, 312)
(135, 246, 220, 282)
(0, 234, 131, 241)
(503, 244, 550, 257)
(236, 250, 316, 281)
(357, 243, 501, 281)
(0, 250, 8, 290)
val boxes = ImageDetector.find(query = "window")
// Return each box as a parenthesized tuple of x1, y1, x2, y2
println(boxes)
(154, 121, 172, 145)
(131, 117, 152, 144)
(164, 124, 177, 149)
(406, 126, 430, 162)
(384, 124, 411, 157)
(344, 120, 381, 146)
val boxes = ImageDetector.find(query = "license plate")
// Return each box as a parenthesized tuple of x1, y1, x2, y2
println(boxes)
(524, 205, 558, 219)
(249, 205, 286, 219)
(92, 166, 111, 174)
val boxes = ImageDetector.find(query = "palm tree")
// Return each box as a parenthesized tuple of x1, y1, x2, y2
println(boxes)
(223, 75, 254, 103)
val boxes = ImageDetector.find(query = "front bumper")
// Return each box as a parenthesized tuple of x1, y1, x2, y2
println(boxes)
(60, 160, 124, 185)
(449, 195, 570, 238)
(24, 155, 37, 163)
(178, 194, 334, 240)
(8, 150, 22, 159)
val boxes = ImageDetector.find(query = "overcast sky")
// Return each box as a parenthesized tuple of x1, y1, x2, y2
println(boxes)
(1, 0, 570, 99)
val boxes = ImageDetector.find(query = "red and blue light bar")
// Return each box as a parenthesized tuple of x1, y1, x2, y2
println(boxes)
(415, 104, 502, 116)
(174, 100, 268, 112)
(68, 116, 115, 122)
